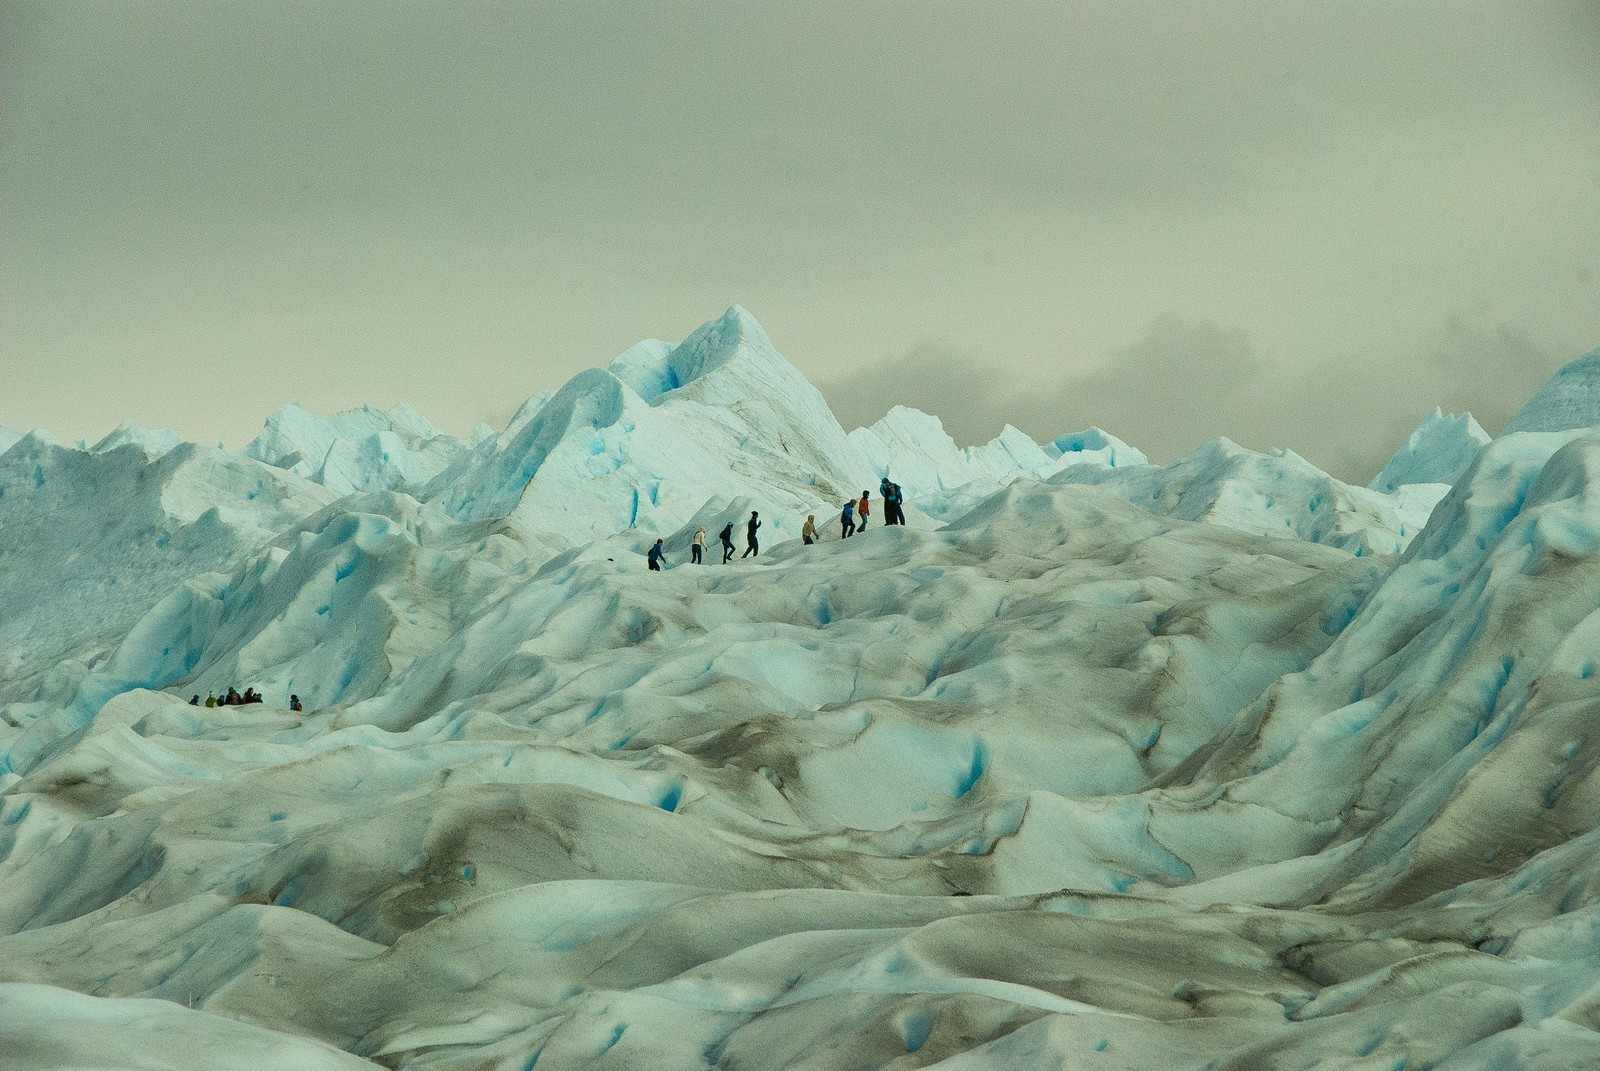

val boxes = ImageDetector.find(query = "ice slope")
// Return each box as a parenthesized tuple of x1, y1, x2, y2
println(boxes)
(1130, 429, 1600, 907)
(8, 434, 1600, 1067)
(0, 422, 25, 456)
(244, 402, 473, 496)
(1370, 407, 1490, 493)
(0, 484, 1392, 1069)
(4, 319, 1600, 1068)
(1056, 435, 1437, 555)
(1504, 348, 1600, 433)
(0, 982, 381, 1070)
(0, 434, 335, 713)
(425, 307, 881, 547)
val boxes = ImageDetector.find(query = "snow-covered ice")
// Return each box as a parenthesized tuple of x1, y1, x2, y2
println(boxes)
(1053, 435, 1435, 555)
(1505, 348, 1600, 434)
(3, 311, 1600, 1070)
(245, 402, 474, 496)
(1369, 406, 1490, 494)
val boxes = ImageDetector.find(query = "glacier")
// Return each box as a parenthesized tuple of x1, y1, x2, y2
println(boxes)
(1369, 407, 1491, 495)
(3, 308, 1600, 1069)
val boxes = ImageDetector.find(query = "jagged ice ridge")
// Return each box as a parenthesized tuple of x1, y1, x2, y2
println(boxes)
(2, 309, 1599, 1070)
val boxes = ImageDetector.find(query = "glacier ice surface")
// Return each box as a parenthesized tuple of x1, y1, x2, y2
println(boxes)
(2, 309, 1599, 1070)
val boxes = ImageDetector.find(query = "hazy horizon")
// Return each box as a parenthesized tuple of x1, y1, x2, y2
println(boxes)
(4, 1, 1598, 480)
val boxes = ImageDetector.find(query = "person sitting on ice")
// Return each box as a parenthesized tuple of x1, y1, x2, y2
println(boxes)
(840, 498, 856, 538)
(802, 515, 817, 544)
(189, 694, 200, 706)
(225, 687, 242, 705)
(648, 538, 666, 571)
(857, 490, 871, 529)
(289, 694, 303, 712)
(719, 522, 736, 563)
(204, 692, 218, 708)
(692, 527, 706, 565)
(742, 511, 761, 557)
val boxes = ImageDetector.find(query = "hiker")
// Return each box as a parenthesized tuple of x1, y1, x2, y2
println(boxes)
(857, 491, 871, 529)
(245, 688, 262, 705)
(289, 694, 303, 712)
(719, 522, 736, 563)
(802, 515, 817, 544)
(204, 693, 218, 708)
(225, 687, 242, 706)
(692, 527, 706, 564)
(189, 694, 200, 706)
(881, 477, 905, 526)
(841, 499, 856, 538)
(648, 538, 666, 571)
(742, 511, 761, 557)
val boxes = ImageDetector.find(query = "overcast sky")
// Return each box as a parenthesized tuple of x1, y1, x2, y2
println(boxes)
(3, 1, 1597, 480)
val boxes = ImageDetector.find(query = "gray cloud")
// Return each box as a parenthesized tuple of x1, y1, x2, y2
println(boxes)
(821, 341, 1015, 448)
(1030, 317, 1266, 462)
(823, 316, 1273, 465)
(823, 313, 1579, 484)
(1, 1, 1597, 457)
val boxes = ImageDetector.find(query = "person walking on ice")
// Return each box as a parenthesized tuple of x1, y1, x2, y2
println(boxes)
(692, 527, 706, 564)
(802, 514, 817, 544)
(648, 538, 667, 571)
(742, 511, 761, 557)
(841, 498, 856, 538)
(719, 522, 736, 563)
(857, 490, 871, 529)
(880, 477, 905, 526)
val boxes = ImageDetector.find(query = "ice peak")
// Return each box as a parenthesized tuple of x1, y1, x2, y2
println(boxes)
(1369, 407, 1489, 494)
(91, 420, 184, 457)
(598, 306, 798, 409)
(660, 305, 784, 396)
(1503, 348, 1600, 435)
(1043, 428, 1147, 468)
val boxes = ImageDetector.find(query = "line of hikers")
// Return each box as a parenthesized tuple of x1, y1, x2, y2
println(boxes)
(190, 688, 303, 712)
(647, 477, 906, 569)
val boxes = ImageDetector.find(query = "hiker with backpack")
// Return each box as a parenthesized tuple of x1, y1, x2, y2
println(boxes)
(648, 539, 666, 571)
(720, 522, 736, 563)
(802, 515, 817, 544)
(841, 499, 856, 538)
(880, 477, 905, 526)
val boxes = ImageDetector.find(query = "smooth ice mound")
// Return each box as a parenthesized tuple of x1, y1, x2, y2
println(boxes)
(1504, 348, 1600, 434)
(2, 309, 1598, 1070)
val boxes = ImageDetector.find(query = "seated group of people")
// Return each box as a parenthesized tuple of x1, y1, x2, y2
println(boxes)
(190, 688, 303, 712)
